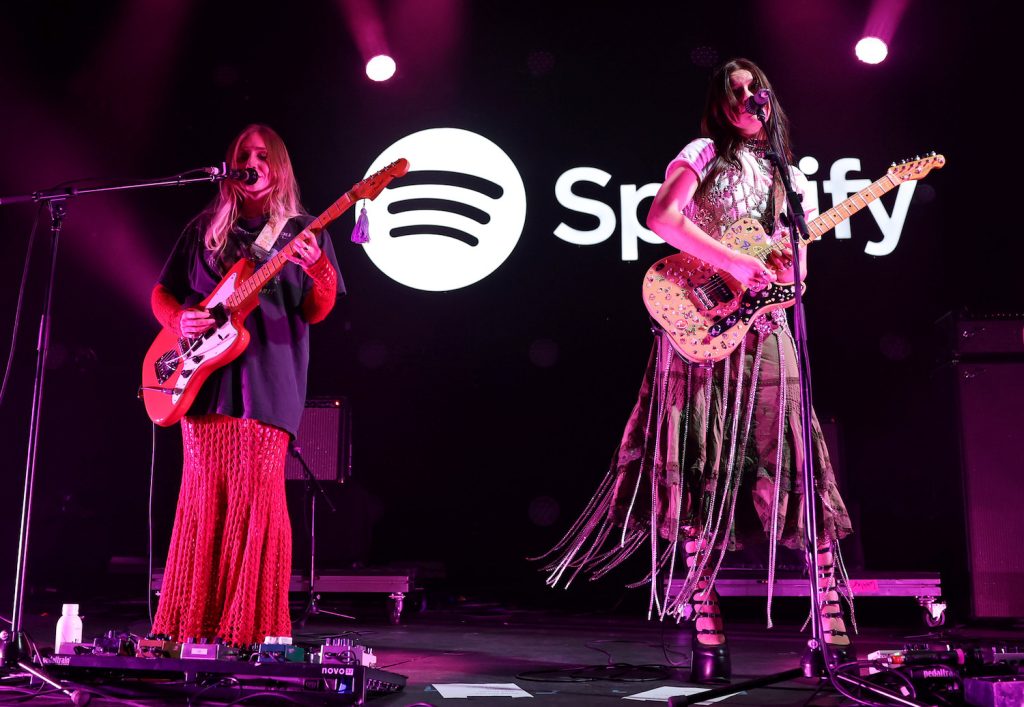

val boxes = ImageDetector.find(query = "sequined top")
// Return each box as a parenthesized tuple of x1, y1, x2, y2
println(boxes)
(665, 137, 811, 238)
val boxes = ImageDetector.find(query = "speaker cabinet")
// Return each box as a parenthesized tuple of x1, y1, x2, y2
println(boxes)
(954, 361, 1024, 618)
(284, 398, 351, 483)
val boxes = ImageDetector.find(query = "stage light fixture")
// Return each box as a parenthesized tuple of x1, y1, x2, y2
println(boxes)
(855, 36, 888, 64)
(366, 54, 396, 81)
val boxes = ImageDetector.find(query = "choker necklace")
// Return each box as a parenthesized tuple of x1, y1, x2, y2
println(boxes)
(235, 218, 267, 235)
(743, 138, 770, 157)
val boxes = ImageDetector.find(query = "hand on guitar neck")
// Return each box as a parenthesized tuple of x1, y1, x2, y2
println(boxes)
(281, 228, 323, 271)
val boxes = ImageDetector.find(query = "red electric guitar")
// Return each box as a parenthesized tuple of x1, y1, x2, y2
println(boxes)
(140, 158, 409, 426)
(643, 153, 945, 364)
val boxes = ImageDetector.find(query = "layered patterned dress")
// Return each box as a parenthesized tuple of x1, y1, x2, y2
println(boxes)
(538, 138, 854, 625)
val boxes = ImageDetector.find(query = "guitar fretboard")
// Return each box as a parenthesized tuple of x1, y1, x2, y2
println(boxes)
(805, 173, 901, 242)
(225, 191, 355, 308)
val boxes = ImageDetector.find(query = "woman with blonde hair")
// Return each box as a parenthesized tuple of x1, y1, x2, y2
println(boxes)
(151, 124, 341, 646)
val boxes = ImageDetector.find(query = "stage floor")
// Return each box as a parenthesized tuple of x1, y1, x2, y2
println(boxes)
(11, 598, 1024, 706)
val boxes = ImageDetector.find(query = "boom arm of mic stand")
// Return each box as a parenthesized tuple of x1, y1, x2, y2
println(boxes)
(0, 168, 228, 207)
(2, 166, 251, 668)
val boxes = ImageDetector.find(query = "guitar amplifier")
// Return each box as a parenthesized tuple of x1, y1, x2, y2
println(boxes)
(952, 361, 1024, 618)
(937, 310, 1024, 358)
(285, 397, 352, 483)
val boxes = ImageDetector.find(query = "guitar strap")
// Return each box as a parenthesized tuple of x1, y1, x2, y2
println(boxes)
(757, 182, 775, 236)
(759, 172, 789, 240)
(252, 217, 288, 253)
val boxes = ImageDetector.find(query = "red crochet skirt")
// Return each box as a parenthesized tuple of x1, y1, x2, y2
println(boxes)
(152, 414, 292, 646)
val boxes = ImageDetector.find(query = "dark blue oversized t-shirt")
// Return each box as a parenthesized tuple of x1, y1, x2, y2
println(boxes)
(158, 215, 343, 436)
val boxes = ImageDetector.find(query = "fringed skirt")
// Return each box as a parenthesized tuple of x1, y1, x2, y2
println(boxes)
(538, 318, 853, 624)
(152, 414, 292, 646)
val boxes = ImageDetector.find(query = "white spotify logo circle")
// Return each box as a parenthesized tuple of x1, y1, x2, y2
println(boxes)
(360, 128, 527, 291)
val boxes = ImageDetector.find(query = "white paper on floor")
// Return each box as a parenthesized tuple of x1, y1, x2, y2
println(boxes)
(432, 683, 533, 698)
(624, 686, 745, 703)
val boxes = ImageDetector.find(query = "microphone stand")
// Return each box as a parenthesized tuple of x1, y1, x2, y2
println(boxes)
(670, 108, 928, 706)
(0, 167, 237, 686)
(287, 443, 354, 624)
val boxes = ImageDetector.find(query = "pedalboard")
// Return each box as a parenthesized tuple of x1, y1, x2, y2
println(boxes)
(42, 633, 405, 705)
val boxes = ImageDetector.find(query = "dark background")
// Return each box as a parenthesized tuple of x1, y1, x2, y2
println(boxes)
(0, 2, 1001, 617)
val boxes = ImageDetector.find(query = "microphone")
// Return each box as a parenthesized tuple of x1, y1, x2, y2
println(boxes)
(204, 164, 259, 185)
(744, 88, 771, 116)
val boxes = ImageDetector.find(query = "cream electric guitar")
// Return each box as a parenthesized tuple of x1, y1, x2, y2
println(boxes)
(643, 153, 945, 364)
(140, 158, 409, 426)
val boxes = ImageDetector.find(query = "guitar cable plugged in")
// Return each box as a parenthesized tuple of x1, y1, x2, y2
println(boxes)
(137, 385, 182, 398)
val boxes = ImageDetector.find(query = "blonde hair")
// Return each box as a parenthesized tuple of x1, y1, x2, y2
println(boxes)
(200, 124, 304, 259)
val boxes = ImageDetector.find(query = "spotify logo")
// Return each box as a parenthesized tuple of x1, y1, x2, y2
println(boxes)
(360, 128, 527, 292)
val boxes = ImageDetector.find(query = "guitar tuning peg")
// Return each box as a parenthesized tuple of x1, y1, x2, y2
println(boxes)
(914, 155, 920, 161)
(928, 151, 936, 156)
(891, 162, 897, 168)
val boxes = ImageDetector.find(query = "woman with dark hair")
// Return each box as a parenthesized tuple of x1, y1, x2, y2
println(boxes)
(150, 124, 341, 647)
(539, 59, 853, 683)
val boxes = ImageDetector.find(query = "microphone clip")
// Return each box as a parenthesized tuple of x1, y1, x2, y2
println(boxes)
(204, 163, 259, 186)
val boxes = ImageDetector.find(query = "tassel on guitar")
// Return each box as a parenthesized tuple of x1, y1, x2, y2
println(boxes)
(351, 202, 370, 243)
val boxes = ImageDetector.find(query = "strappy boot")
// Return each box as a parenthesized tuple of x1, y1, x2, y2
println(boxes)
(816, 543, 854, 666)
(686, 536, 730, 683)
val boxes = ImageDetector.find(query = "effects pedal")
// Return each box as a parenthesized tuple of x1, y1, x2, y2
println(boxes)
(318, 637, 376, 668)
(180, 638, 233, 661)
(138, 637, 181, 659)
(256, 636, 306, 663)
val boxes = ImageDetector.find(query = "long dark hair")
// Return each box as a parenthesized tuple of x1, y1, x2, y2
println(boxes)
(695, 58, 793, 202)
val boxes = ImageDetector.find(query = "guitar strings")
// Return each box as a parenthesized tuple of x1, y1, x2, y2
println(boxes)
(697, 242, 779, 297)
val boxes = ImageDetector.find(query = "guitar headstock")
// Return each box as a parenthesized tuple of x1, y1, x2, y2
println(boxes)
(349, 158, 410, 201)
(887, 152, 946, 182)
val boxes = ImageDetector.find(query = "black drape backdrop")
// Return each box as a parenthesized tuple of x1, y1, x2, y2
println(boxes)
(0, 2, 999, 612)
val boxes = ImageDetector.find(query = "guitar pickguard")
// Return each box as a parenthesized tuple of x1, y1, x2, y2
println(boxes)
(707, 283, 798, 337)
(642, 219, 797, 363)
(167, 321, 239, 404)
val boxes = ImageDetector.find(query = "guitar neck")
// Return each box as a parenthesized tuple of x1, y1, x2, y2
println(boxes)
(226, 190, 356, 308)
(804, 172, 902, 243)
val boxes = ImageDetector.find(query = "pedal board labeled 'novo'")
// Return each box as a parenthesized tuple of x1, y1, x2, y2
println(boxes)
(43, 637, 405, 705)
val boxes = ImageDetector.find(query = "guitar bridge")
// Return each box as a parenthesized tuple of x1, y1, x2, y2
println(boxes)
(154, 350, 178, 383)
(707, 284, 796, 338)
(695, 289, 715, 310)
(695, 278, 735, 310)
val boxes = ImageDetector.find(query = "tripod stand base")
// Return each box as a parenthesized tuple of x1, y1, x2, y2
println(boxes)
(668, 642, 930, 707)
(1, 631, 80, 702)
(801, 640, 825, 678)
(0, 631, 19, 668)
(294, 593, 355, 627)
(668, 667, 803, 706)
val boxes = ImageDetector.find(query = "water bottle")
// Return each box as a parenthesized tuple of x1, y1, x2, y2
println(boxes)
(54, 603, 83, 654)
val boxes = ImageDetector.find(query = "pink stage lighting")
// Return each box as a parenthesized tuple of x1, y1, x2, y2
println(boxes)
(855, 36, 888, 64)
(366, 54, 396, 81)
